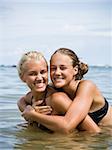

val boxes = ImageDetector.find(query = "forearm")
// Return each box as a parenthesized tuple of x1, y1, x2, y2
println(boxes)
(35, 109, 100, 134)
(79, 115, 101, 133)
(26, 111, 71, 134)
(22, 108, 100, 134)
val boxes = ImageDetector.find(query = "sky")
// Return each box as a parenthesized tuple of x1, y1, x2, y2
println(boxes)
(0, 0, 112, 66)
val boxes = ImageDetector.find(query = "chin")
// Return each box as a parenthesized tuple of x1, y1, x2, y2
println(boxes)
(54, 83, 63, 88)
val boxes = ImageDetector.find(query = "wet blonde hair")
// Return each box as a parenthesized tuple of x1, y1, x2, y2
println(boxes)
(50, 48, 88, 80)
(17, 51, 48, 78)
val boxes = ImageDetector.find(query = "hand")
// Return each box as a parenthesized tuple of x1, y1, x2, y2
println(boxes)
(33, 105, 52, 115)
(22, 105, 35, 122)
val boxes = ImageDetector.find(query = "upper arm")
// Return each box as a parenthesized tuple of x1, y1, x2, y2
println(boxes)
(17, 92, 31, 112)
(50, 92, 72, 114)
(17, 96, 27, 112)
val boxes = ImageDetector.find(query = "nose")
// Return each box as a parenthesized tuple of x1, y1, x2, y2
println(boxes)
(35, 73, 43, 80)
(55, 67, 61, 75)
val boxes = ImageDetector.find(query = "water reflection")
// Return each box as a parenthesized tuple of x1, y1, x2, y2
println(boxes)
(13, 123, 112, 150)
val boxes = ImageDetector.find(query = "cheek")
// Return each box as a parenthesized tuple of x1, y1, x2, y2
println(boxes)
(44, 74, 48, 81)
(45, 77, 48, 83)
(26, 80, 32, 85)
(26, 76, 34, 83)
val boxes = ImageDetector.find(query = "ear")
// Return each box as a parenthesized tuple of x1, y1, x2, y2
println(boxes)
(73, 65, 78, 75)
(20, 73, 26, 82)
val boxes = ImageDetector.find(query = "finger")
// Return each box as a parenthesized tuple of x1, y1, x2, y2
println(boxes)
(38, 108, 52, 113)
(39, 109, 52, 112)
(37, 106, 52, 110)
(41, 112, 51, 115)
(35, 107, 52, 113)
(33, 106, 52, 111)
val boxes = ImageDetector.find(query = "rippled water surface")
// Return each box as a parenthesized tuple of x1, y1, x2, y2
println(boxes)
(0, 66, 112, 150)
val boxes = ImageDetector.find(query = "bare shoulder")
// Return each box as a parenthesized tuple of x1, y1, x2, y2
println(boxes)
(79, 80, 96, 89)
(17, 96, 25, 105)
(76, 80, 97, 98)
(49, 92, 72, 114)
(19, 91, 32, 104)
(51, 92, 69, 101)
(49, 92, 71, 106)
(17, 92, 32, 112)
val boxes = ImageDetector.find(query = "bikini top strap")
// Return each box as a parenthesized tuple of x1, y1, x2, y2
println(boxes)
(25, 91, 32, 105)
(74, 81, 81, 96)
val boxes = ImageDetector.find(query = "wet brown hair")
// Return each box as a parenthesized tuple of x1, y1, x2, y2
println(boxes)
(50, 48, 88, 80)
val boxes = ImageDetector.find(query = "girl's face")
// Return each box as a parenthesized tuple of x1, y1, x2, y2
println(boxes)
(21, 59, 48, 93)
(50, 53, 77, 88)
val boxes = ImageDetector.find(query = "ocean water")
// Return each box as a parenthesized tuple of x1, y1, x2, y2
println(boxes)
(0, 66, 112, 150)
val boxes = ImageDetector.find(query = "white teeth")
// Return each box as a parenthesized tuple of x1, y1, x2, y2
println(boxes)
(54, 79, 63, 82)
(35, 81, 42, 84)
(34, 80, 44, 85)
(54, 77, 64, 80)
(34, 83, 44, 88)
(35, 82, 43, 85)
(35, 82, 42, 85)
(34, 81, 44, 87)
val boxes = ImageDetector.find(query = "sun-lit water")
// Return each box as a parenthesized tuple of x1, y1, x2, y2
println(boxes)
(0, 66, 112, 150)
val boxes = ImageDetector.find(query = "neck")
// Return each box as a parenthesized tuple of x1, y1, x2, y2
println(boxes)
(63, 80, 80, 100)
(32, 90, 47, 101)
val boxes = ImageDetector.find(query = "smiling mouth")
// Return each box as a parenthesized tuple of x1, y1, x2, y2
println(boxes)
(34, 80, 46, 87)
(54, 76, 64, 81)
(37, 83, 44, 87)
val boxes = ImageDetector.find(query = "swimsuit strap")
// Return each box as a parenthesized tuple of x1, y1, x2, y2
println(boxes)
(74, 81, 81, 97)
(76, 81, 81, 92)
(25, 91, 32, 105)
(31, 95, 33, 105)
